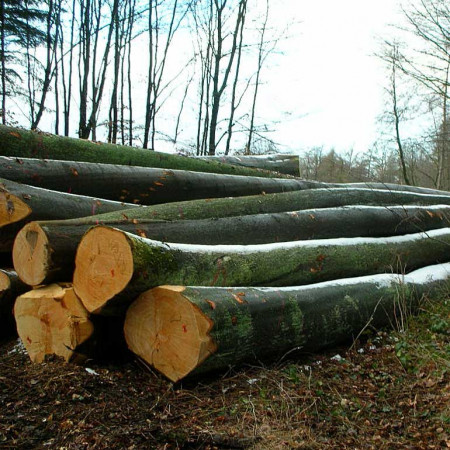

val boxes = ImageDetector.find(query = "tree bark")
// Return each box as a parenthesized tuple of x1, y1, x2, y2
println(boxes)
(0, 177, 139, 229)
(73, 226, 450, 315)
(14, 205, 450, 286)
(196, 154, 301, 177)
(0, 156, 327, 205)
(124, 262, 450, 382)
(54, 187, 450, 227)
(14, 283, 127, 363)
(340, 182, 450, 197)
(0, 125, 286, 178)
(0, 269, 28, 337)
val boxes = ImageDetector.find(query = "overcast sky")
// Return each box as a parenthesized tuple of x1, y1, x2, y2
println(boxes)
(256, 0, 405, 155)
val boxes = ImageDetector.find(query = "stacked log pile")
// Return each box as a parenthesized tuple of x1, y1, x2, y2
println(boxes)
(1, 126, 450, 383)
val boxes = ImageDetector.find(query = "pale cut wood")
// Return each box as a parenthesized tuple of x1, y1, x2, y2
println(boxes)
(124, 286, 216, 382)
(14, 284, 94, 362)
(0, 188, 31, 226)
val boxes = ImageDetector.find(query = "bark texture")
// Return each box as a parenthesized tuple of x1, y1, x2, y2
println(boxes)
(0, 156, 325, 205)
(124, 262, 450, 381)
(48, 187, 450, 227)
(195, 154, 301, 177)
(0, 125, 286, 178)
(73, 226, 450, 315)
(15, 205, 450, 286)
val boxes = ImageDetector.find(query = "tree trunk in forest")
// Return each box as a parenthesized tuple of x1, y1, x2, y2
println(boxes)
(0, 125, 285, 178)
(0, 269, 28, 337)
(14, 283, 127, 363)
(0, 178, 139, 229)
(124, 262, 450, 382)
(340, 182, 450, 197)
(0, 156, 327, 205)
(73, 226, 450, 315)
(14, 205, 450, 286)
(197, 154, 301, 177)
(54, 187, 450, 227)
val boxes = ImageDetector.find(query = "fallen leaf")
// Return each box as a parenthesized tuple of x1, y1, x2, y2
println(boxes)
(9, 131, 21, 138)
(70, 167, 79, 176)
(232, 292, 247, 304)
(206, 299, 216, 309)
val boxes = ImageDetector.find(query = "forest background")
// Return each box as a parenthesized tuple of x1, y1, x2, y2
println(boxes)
(0, 0, 448, 189)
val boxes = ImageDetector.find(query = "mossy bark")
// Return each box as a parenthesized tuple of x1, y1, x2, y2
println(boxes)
(0, 156, 324, 205)
(75, 226, 450, 315)
(19, 205, 450, 286)
(126, 262, 450, 381)
(50, 187, 450, 227)
(0, 125, 285, 178)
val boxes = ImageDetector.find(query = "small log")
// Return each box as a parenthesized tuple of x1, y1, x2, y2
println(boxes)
(0, 125, 284, 178)
(195, 154, 301, 177)
(13, 283, 127, 362)
(124, 262, 450, 381)
(73, 226, 450, 315)
(13, 205, 450, 286)
(0, 156, 325, 205)
(42, 187, 450, 227)
(0, 269, 28, 338)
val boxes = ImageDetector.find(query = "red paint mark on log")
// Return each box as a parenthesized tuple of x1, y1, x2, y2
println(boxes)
(182, 324, 187, 333)
(206, 299, 216, 309)
(110, 269, 115, 277)
(232, 292, 247, 304)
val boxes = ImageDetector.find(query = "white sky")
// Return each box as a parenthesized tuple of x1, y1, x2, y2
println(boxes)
(255, 0, 405, 155)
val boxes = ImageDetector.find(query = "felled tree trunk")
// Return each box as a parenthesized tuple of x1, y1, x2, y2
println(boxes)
(0, 156, 326, 205)
(14, 205, 450, 286)
(340, 182, 450, 197)
(0, 269, 28, 338)
(124, 262, 450, 382)
(195, 154, 301, 177)
(46, 187, 450, 227)
(0, 125, 284, 178)
(14, 283, 127, 363)
(73, 226, 450, 315)
(0, 177, 138, 232)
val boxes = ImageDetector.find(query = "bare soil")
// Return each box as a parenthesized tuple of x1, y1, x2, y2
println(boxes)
(1, 299, 449, 449)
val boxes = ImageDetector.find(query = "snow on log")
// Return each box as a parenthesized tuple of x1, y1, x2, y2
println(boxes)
(124, 262, 450, 382)
(73, 226, 450, 315)
(0, 125, 285, 178)
(0, 269, 28, 337)
(14, 205, 450, 286)
(0, 156, 326, 205)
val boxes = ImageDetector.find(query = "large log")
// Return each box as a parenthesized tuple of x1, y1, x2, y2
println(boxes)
(124, 262, 450, 382)
(13, 205, 450, 286)
(0, 156, 325, 205)
(13, 283, 126, 362)
(73, 226, 450, 315)
(0, 125, 285, 178)
(0, 269, 28, 338)
(195, 154, 301, 177)
(42, 187, 450, 227)
(341, 182, 450, 197)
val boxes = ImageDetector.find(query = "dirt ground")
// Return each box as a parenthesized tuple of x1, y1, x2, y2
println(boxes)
(1, 300, 449, 450)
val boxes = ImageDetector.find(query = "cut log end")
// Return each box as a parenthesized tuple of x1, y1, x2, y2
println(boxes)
(124, 286, 217, 382)
(0, 270, 11, 292)
(73, 226, 134, 313)
(0, 190, 31, 226)
(13, 222, 50, 286)
(13, 284, 94, 363)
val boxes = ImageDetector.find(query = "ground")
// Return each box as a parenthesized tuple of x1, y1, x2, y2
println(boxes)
(1, 296, 449, 449)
